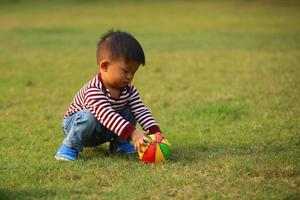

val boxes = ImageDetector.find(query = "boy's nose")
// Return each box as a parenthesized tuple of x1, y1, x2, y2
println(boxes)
(126, 73, 133, 80)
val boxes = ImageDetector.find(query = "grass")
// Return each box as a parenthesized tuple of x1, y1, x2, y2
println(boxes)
(0, 0, 299, 199)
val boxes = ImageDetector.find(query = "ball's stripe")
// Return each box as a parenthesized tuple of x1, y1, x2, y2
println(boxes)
(161, 138, 171, 146)
(155, 134, 164, 143)
(137, 144, 148, 159)
(142, 142, 156, 163)
(155, 143, 165, 163)
(148, 134, 156, 141)
(159, 143, 171, 159)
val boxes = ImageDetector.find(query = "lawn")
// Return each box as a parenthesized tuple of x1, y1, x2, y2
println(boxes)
(0, 0, 299, 199)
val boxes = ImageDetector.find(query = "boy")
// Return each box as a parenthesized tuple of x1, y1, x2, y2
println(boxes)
(55, 30, 161, 161)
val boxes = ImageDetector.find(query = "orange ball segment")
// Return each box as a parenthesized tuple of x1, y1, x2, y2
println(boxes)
(137, 133, 171, 164)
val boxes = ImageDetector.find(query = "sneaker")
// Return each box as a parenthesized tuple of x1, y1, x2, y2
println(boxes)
(109, 141, 136, 154)
(55, 144, 78, 161)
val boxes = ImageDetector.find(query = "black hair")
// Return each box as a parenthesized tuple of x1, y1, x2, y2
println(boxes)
(96, 29, 145, 66)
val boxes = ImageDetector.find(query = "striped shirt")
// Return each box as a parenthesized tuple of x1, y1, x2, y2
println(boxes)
(65, 73, 161, 140)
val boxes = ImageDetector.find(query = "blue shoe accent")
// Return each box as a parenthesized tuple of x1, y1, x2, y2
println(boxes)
(55, 145, 78, 161)
(109, 141, 136, 154)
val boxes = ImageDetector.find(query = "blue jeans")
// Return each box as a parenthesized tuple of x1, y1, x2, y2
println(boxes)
(61, 106, 136, 152)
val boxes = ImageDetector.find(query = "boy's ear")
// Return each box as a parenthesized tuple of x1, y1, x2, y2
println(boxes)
(99, 60, 109, 71)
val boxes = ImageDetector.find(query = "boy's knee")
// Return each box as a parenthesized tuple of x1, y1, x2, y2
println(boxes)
(74, 109, 97, 128)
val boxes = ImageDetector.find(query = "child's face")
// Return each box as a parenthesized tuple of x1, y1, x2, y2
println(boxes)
(101, 58, 140, 89)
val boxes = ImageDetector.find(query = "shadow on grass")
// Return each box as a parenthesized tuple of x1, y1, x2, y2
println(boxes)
(169, 142, 294, 164)
(80, 144, 140, 162)
(79, 141, 209, 164)
(169, 143, 209, 164)
(79, 142, 261, 164)
(71, 141, 294, 166)
(0, 188, 57, 200)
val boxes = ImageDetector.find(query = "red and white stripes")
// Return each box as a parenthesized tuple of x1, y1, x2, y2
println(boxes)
(65, 73, 160, 140)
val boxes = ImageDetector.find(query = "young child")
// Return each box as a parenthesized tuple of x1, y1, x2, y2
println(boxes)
(55, 30, 161, 161)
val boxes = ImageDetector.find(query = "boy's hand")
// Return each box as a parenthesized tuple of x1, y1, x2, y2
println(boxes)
(132, 129, 151, 152)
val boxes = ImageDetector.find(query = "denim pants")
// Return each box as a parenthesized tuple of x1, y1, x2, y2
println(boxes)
(61, 106, 136, 152)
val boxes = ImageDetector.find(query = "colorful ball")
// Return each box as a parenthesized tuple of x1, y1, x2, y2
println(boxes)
(137, 133, 171, 164)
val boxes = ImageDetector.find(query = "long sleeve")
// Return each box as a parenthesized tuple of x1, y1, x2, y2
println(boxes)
(128, 86, 161, 134)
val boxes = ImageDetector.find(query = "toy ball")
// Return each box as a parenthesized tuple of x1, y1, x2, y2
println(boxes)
(137, 133, 171, 164)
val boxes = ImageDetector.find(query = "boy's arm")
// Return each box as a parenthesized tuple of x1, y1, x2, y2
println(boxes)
(128, 85, 161, 134)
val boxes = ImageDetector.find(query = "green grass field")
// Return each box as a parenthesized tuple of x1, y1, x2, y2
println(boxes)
(0, 0, 299, 199)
